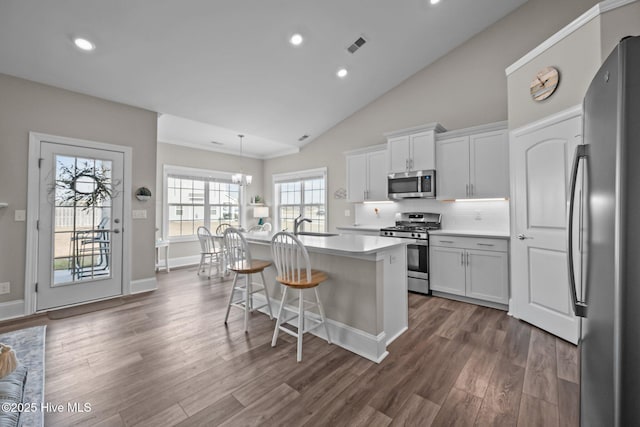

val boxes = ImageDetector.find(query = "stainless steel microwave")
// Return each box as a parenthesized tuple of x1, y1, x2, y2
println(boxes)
(387, 170, 436, 199)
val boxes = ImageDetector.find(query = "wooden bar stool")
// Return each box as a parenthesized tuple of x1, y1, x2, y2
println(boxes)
(223, 227, 273, 331)
(270, 231, 331, 362)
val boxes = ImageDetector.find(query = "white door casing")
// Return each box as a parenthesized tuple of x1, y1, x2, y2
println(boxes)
(510, 106, 582, 344)
(25, 133, 132, 314)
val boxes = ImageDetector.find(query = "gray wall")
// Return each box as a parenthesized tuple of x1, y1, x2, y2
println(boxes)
(0, 73, 157, 304)
(262, 0, 600, 232)
(156, 142, 264, 260)
(507, 1, 640, 130)
(600, 2, 640, 57)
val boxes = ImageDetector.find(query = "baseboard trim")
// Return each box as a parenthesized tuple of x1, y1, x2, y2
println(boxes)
(252, 294, 388, 363)
(167, 255, 201, 269)
(431, 291, 508, 311)
(0, 300, 25, 321)
(130, 277, 157, 294)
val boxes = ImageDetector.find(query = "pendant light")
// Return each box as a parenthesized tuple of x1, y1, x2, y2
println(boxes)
(232, 134, 252, 186)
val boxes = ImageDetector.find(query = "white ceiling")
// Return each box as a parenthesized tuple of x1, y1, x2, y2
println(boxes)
(0, 0, 527, 158)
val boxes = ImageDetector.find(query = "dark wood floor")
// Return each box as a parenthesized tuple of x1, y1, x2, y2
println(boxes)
(0, 268, 579, 426)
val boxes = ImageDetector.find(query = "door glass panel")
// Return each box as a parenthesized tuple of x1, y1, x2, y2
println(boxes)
(53, 155, 113, 285)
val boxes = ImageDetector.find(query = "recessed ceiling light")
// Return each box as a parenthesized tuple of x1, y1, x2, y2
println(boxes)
(73, 37, 95, 52)
(430, 0, 441, 4)
(290, 33, 304, 46)
(337, 68, 348, 78)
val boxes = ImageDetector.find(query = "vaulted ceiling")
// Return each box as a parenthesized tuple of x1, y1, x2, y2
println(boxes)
(0, 0, 528, 157)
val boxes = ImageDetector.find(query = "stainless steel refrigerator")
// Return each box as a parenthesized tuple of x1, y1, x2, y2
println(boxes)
(567, 35, 640, 426)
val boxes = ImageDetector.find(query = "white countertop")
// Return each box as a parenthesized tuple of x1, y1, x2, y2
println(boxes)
(336, 225, 390, 232)
(429, 230, 510, 239)
(244, 232, 407, 255)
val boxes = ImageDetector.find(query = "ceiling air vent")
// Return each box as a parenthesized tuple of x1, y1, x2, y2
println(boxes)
(298, 134, 309, 142)
(347, 37, 367, 54)
(210, 140, 224, 145)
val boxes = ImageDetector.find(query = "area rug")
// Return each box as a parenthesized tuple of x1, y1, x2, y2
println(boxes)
(0, 326, 46, 427)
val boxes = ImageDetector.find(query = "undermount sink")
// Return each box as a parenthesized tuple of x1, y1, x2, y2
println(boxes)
(295, 231, 339, 237)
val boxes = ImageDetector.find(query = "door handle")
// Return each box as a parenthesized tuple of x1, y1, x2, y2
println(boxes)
(460, 252, 464, 266)
(516, 234, 530, 240)
(567, 144, 589, 317)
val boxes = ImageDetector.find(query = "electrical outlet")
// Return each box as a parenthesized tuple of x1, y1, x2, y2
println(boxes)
(14, 210, 26, 222)
(0, 282, 10, 295)
(474, 210, 482, 221)
(344, 209, 351, 217)
(132, 209, 147, 219)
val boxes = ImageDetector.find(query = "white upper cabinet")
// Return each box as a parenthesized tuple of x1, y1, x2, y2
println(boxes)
(435, 136, 470, 200)
(346, 146, 388, 202)
(388, 136, 411, 173)
(367, 150, 388, 200)
(385, 123, 445, 174)
(436, 121, 508, 200)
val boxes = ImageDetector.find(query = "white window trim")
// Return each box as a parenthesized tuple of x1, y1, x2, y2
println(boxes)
(163, 164, 244, 242)
(272, 167, 328, 232)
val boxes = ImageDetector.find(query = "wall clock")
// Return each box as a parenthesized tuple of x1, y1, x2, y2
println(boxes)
(530, 66, 560, 101)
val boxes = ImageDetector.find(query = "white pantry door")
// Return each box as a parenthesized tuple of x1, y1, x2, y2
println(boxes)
(37, 142, 125, 311)
(510, 110, 582, 344)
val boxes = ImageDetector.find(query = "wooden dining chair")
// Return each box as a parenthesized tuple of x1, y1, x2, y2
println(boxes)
(270, 231, 331, 362)
(223, 227, 274, 331)
(196, 226, 223, 278)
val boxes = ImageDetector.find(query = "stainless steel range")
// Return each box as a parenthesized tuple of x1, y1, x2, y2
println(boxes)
(380, 212, 441, 294)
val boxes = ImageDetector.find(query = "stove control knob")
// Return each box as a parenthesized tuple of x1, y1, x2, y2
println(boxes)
(411, 233, 415, 237)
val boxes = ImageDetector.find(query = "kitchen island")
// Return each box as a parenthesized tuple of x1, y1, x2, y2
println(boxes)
(244, 232, 408, 362)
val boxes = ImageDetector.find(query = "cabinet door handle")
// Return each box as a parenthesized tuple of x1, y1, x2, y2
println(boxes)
(476, 243, 494, 247)
(439, 240, 454, 243)
(466, 252, 470, 265)
(466, 184, 469, 197)
(405, 159, 408, 170)
(470, 183, 474, 196)
(461, 252, 464, 266)
(410, 158, 413, 169)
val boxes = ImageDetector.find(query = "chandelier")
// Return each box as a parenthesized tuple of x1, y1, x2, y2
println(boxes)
(232, 134, 252, 186)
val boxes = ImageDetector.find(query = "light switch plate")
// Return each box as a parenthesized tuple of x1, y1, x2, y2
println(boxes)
(132, 209, 147, 219)
(14, 210, 26, 222)
(344, 209, 351, 217)
(0, 282, 10, 295)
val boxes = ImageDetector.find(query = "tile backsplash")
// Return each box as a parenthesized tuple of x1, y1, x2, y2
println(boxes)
(353, 199, 510, 233)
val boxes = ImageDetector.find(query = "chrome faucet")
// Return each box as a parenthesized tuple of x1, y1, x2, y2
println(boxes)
(293, 214, 312, 234)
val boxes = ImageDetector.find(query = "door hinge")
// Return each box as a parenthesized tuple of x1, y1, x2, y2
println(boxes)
(38, 158, 43, 168)
(35, 283, 38, 293)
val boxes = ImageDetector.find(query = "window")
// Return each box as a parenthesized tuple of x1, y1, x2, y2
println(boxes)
(164, 166, 241, 240)
(273, 168, 327, 233)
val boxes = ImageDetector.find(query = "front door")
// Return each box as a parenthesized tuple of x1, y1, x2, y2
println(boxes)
(510, 110, 582, 344)
(37, 141, 124, 311)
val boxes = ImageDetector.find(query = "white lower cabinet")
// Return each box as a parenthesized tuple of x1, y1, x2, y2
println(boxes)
(430, 235, 509, 306)
(430, 246, 466, 296)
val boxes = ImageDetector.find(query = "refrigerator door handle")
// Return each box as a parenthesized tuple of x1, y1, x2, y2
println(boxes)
(567, 144, 589, 318)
